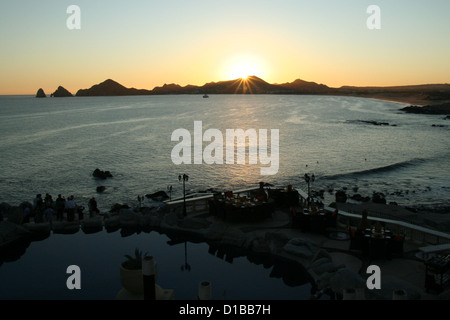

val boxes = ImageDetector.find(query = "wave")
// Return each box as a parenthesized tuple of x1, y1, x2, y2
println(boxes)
(322, 158, 427, 180)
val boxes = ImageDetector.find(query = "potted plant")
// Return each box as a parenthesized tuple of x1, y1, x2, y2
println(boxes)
(120, 248, 148, 294)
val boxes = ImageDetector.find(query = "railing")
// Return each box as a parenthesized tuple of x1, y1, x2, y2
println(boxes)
(165, 187, 450, 246)
(301, 190, 450, 246)
(327, 206, 450, 246)
(164, 187, 261, 215)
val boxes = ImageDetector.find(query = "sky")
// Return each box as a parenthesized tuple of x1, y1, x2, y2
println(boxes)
(0, 0, 449, 95)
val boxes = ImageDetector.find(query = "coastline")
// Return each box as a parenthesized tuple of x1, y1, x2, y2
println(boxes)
(0, 92, 446, 108)
(365, 96, 425, 106)
(350, 93, 447, 107)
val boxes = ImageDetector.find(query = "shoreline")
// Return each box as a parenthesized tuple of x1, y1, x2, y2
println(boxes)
(365, 96, 424, 106)
(0, 92, 445, 106)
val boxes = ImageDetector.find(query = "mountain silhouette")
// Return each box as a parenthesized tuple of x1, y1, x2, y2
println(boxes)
(76, 79, 152, 96)
(74, 76, 336, 96)
(50, 77, 450, 106)
(51, 86, 73, 97)
(279, 79, 331, 93)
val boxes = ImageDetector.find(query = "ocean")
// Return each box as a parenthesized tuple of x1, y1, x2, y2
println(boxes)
(0, 94, 449, 210)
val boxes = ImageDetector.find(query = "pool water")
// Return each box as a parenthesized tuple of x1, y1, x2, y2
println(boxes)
(0, 228, 314, 300)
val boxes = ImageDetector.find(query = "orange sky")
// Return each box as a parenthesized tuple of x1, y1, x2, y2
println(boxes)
(1, 1, 449, 95)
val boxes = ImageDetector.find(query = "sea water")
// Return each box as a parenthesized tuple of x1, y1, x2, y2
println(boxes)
(0, 94, 448, 209)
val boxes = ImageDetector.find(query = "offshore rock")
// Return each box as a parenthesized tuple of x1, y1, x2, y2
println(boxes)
(93, 168, 113, 179)
(350, 194, 370, 202)
(145, 191, 170, 202)
(401, 103, 450, 115)
(335, 190, 347, 203)
(36, 88, 47, 98)
(51, 86, 73, 97)
(372, 192, 387, 204)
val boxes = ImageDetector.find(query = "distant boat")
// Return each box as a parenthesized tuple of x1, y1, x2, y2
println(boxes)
(203, 94, 209, 98)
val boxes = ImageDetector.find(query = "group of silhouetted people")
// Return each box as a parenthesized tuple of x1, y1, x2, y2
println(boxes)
(25, 193, 100, 223)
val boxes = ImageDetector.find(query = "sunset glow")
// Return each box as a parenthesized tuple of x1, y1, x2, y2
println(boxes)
(222, 53, 269, 81)
(0, 1, 449, 95)
(229, 61, 259, 80)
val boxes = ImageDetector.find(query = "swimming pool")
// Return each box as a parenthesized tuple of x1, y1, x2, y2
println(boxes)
(0, 227, 314, 300)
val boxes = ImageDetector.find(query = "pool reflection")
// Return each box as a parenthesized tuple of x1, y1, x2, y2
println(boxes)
(0, 225, 314, 300)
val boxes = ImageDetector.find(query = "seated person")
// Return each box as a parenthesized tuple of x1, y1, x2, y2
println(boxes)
(225, 191, 234, 199)
(374, 221, 383, 234)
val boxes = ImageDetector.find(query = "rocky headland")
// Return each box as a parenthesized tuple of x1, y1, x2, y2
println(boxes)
(76, 79, 152, 96)
(400, 102, 450, 115)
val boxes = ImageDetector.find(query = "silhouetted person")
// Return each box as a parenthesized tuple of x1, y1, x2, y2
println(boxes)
(65, 195, 76, 222)
(44, 193, 53, 209)
(55, 194, 65, 221)
(33, 194, 44, 223)
(88, 197, 99, 217)
(77, 204, 85, 220)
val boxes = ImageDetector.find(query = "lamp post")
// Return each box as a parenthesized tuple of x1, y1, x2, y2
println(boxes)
(181, 241, 191, 271)
(304, 173, 315, 207)
(167, 185, 173, 201)
(178, 174, 189, 217)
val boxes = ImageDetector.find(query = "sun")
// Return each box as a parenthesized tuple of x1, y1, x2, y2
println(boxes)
(222, 54, 268, 81)
(230, 61, 259, 80)
(230, 62, 256, 80)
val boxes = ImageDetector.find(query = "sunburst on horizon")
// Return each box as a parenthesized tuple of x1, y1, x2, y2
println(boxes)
(223, 53, 269, 82)
(229, 62, 257, 80)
